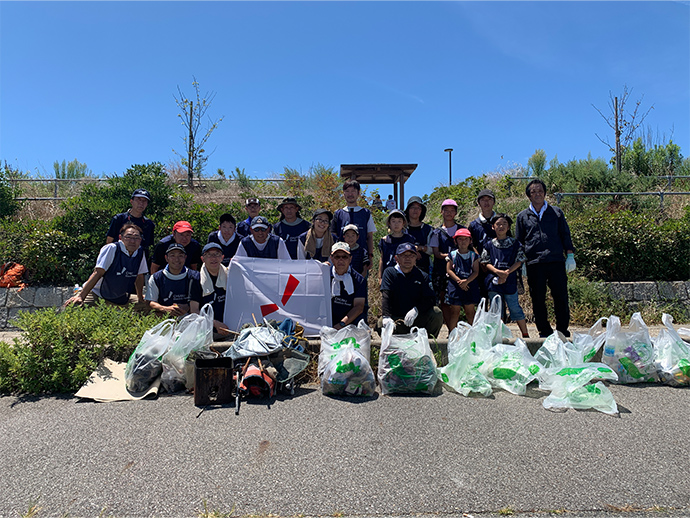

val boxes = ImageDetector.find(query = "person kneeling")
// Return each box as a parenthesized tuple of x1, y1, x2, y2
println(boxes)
(377, 243, 442, 338)
(146, 243, 201, 317)
(330, 242, 367, 330)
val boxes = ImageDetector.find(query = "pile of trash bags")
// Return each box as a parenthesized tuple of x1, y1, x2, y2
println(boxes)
(436, 296, 690, 415)
(125, 304, 215, 393)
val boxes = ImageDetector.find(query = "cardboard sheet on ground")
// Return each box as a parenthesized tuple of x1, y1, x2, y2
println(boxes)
(75, 359, 160, 402)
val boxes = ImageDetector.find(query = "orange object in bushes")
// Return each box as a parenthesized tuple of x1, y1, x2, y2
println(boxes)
(0, 262, 27, 290)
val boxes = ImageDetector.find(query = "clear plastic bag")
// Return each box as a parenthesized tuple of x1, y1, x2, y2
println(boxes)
(543, 381, 618, 415)
(654, 314, 690, 387)
(478, 340, 541, 396)
(534, 331, 581, 371)
(318, 321, 372, 377)
(602, 313, 658, 384)
(539, 362, 618, 394)
(572, 317, 608, 363)
(161, 304, 214, 393)
(439, 322, 493, 397)
(321, 346, 377, 396)
(378, 321, 438, 395)
(125, 319, 176, 393)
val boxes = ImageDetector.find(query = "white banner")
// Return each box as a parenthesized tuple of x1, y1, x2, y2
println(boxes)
(224, 256, 332, 337)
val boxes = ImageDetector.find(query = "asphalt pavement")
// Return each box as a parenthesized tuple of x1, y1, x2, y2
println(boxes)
(1, 324, 689, 518)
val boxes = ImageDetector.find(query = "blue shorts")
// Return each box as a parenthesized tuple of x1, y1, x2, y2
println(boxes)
(446, 279, 480, 306)
(488, 290, 525, 321)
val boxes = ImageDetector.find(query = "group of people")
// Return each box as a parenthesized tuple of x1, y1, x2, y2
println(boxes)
(66, 177, 576, 341)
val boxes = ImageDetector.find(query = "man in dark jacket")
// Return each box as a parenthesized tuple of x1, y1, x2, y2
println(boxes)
(378, 242, 443, 337)
(515, 179, 576, 338)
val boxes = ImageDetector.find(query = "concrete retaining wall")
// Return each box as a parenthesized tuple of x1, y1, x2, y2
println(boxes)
(1, 282, 690, 329)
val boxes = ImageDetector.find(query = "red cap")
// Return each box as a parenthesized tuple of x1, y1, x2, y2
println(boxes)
(453, 228, 472, 239)
(173, 221, 193, 233)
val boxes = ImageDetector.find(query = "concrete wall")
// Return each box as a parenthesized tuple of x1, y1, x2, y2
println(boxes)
(1, 282, 689, 329)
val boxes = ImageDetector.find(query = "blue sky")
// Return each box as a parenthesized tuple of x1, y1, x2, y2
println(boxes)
(1, 1, 688, 199)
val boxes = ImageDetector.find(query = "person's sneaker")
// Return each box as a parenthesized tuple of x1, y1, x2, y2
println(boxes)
(558, 329, 571, 338)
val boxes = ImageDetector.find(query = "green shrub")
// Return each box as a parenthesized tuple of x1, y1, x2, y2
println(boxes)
(0, 302, 167, 394)
(0, 162, 23, 219)
(571, 210, 690, 281)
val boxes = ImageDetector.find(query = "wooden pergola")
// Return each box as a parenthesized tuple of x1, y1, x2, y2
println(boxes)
(339, 164, 418, 209)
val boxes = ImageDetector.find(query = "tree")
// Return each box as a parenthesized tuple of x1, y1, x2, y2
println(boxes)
(527, 149, 547, 177)
(173, 77, 224, 188)
(592, 85, 654, 173)
(53, 159, 91, 179)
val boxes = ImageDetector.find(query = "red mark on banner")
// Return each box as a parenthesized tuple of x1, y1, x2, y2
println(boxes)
(260, 303, 279, 317)
(259, 275, 301, 316)
(281, 275, 300, 305)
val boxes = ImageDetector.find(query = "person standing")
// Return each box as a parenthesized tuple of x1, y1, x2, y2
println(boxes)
(429, 199, 464, 331)
(332, 180, 376, 266)
(273, 197, 311, 260)
(237, 198, 263, 237)
(385, 194, 396, 211)
(404, 196, 433, 276)
(298, 209, 337, 263)
(105, 189, 155, 262)
(378, 209, 415, 283)
(515, 179, 576, 338)
(207, 213, 242, 266)
(234, 216, 292, 260)
(468, 189, 497, 255)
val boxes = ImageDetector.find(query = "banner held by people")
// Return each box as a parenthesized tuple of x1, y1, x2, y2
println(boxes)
(224, 256, 331, 336)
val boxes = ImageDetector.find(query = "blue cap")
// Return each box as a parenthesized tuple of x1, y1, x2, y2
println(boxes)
(202, 242, 223, 255)
(396, 242, 416, 255)
(166, 243, 186, 254)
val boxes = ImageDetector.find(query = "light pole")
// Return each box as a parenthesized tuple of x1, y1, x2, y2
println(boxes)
(444, 148, 453, 186)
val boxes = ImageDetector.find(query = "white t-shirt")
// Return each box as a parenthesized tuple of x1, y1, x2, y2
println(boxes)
(92, 242, 148, 297)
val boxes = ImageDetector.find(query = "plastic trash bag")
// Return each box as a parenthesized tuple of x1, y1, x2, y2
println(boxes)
(125, 319, 176, 393)
(161, 304, 214, 393)
(223, 323, 285, 360)
(539, 362, 618, 394)
(318, 321, 372, 376)
(572, 317, 608, 363)
(654, 314, 690, 387)
(471, 295, 513, 350)
(602, 313, 658, 384)
(534, 331, 581, 371)
(321, 347, 377, 396)
(543, 381, 618, 415)
(378, 321, 438, 395)
(438, 322, 492, 397)
(319, 321, 375, 396)
(478, 340, 541, 396)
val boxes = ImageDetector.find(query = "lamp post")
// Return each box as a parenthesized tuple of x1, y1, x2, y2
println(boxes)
(444, 148, 453, 186)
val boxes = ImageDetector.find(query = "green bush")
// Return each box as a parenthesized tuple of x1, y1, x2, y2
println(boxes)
(0, 302, 167, 394)
(0, 162, 23, 219)
(571, 209, 690, 281)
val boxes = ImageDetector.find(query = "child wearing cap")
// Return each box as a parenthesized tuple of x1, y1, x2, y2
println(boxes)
(445, 228, 480, 329)
(429, 199, 465, 329)
(341, 224, 370, 277)
(480, 213, 529, 338)
(378, 209, 416, 283)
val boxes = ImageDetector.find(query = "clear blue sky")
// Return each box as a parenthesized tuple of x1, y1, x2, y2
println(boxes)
(1, 1, 688, 199)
